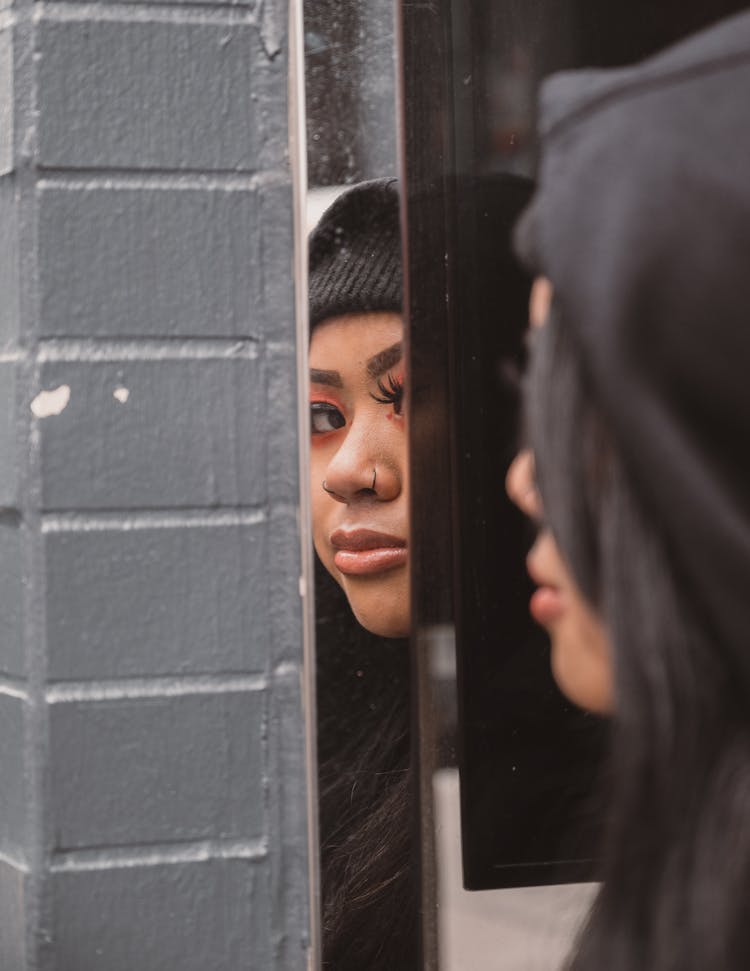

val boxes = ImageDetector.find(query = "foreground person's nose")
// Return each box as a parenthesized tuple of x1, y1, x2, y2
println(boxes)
(506, 449, 542, 521)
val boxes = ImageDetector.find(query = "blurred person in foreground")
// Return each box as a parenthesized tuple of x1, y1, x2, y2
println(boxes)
(506, 11, 750, 971)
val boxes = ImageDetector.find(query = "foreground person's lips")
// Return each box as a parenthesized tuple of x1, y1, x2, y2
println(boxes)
(526, 549, 565, 625)
(330, 528, 408, 576)
(529, 585, 566, 625)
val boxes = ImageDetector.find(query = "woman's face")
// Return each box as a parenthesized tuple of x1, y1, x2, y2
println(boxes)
(309, 312, 410, 638)
(506, 278, 613, 714)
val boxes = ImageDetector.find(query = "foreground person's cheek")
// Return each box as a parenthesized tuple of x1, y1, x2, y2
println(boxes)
(550, 613, 614, 715)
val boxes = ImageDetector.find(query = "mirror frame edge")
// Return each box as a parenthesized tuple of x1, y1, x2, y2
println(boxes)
(288, 0, 321, 967)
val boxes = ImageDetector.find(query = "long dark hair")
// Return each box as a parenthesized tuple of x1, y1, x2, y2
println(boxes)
(527, 312, 750, 971)
(314, 557, 416, 970)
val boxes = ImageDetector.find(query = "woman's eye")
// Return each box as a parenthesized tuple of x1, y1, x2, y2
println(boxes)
(310, 401, 346, 435)
(371, 373, 405, 416)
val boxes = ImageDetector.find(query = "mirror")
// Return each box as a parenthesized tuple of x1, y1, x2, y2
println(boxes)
(303, 5, 418, 970)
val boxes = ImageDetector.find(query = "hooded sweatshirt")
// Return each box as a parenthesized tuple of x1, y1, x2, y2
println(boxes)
(519, 10, 750, 676)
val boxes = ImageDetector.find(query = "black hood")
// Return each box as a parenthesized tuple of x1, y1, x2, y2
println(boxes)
(519, 10, 750, 667)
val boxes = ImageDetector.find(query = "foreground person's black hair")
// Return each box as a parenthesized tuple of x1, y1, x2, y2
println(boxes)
(528, 317, 750, 971)
(517, 10, 750, 971)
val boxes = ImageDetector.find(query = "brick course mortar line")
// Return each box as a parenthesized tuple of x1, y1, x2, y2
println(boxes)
(41, 0, 258, 9)
(34, 1, 260, 28)
(36, 169, 290, 190)
(40, 508, 269, 531)
(36, 338, 260, 361)
(0, 850, 30, 873)
(45, 673, 269, 702)
(49, 836, 268, 872)
(272, 660, 300, 681)
(0, 676, 31, 702)
(15, 341, 293, 364)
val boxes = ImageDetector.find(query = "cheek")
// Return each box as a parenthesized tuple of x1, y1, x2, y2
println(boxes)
(309, 440, 334, 496)
(309, 458, 328, 531)
(339, 566, 411, 638)
(552, 606, 613, 714)
(310, 489, 330, 540)
(309, 466, 341, 577)
(389, 420, 408, 474)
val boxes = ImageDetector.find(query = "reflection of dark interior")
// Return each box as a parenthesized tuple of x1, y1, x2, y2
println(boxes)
(451, 173, 608, 889)
(467, 0, 750, 174)
(304, 0, 397, 187)
(314, 558, 417, 970)
(447, 1, 749, 890)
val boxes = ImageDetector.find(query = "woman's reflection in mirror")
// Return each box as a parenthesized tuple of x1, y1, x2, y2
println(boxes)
(507, 11, 750, 970)
(308, 180, 416, 970)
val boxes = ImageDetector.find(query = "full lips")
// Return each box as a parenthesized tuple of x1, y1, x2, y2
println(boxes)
(529, 585, 565, 625)
(331, 528, 408, 577)
(526, 544, 566, 625)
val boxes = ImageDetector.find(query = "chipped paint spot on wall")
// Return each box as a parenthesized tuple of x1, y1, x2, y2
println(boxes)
(31, 385, 71, 418)
(113, 387, 130, 404)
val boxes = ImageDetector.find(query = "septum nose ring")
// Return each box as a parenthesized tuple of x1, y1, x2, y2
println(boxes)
(322, 467, 377, 498)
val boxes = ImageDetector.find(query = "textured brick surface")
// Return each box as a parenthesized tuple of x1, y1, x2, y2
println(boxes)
(0, 696, 27, 862)
(50, 691, 265, 849)
(1, 0, 308, 964)
(52, 859, 270, 971)
(268, 669, 309, 967)
(76, 0, 258, 6)
(0, 861, 25, 970)
(0, 522, 23, 678)
(38, 185, 263, 339)
(267, 509, 303, 669)
(0, 30, 12, 177)
(266, 346, 302, 507)
(45, 522, 268, 679)
(0, 364, 16, 508)
(37, 20, 286, 172)
(0, 181, 19, 344)
(38, 357, 265, 510)
(258, 181, 296, 344)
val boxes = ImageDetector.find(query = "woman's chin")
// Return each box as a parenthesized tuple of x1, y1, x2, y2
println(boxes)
(345, 584, 411, 638)
(550, 631, 613, 715)
(320, 556, 411, 638)
(352, 607, 410, 639)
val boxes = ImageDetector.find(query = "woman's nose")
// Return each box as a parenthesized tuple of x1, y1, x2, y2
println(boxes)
(506, 449, 543, 520)
(322, 423, 401, 503)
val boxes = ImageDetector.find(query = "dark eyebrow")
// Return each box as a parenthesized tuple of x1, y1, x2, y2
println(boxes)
(366, 343, 403, 379)
(310, 368, 343, 388)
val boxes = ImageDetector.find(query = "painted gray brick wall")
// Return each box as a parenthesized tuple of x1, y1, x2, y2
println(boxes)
(38, 186, 265, 339)
(0, 0, 310, 965)
(36, 20, 287, 172)
(38, 356, 267, 509)
(44, 523, 269, 678)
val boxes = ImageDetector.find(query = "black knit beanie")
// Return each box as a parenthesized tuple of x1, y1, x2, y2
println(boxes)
(517, 11, 750, 674)
(309, 178, 402, 329)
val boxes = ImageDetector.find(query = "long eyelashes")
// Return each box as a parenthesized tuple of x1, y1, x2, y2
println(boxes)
(370, 373, 404, 416)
